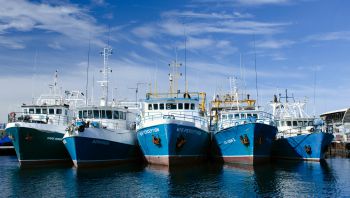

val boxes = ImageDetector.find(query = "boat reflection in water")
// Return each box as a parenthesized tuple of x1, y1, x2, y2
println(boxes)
(221, 160, 337, 197)
(3, 156, 345, 197)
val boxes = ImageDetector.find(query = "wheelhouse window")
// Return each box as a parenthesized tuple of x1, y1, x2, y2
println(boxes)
(240, 114, 246, 119)
(222, 115, 227, 120)
(153, 104, 158, 110)
(88, 110, 93, 118)
(247, 113, 252, 118)
(36, 108, 41, 114)
(293, 121, 297, 126)
(304, 121, 308, 126)
(93, 110, 99, 118)
(23, 109, 28, 114)
(308, 121, 313, 126)
(56, 109, 62, 115)
(253, 114, 258, 118)
(65, 109, 68, 116)
(166, 103, 177, 110)
(298, 121, 303, 126)
(29, 108, 34, 114)
(178, 103, 183, 109)
(79, 111, 82, 119)
(228, 114, 233, 119)
(101, 110, 106, 119)
(191, 103, 195, 110)
(106, 110, 112, 119)
(184, 103, 190, 110)
(49, 108, 54, 115)
(113, 111, 119, 119)
(287, 121, 292, 126)
(148, 104, 152, 110)
(235, 114, 239, 119)
(42, 108, 47, 114)
(160, 103, 164, 110)
(83, 110, 87, 118)
(281, 121, 285, 126)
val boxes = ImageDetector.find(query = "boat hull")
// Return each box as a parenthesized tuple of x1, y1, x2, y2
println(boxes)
(5, 124, 71, 166)
(213, 123, 278, 165)
(137, 123, 210, 166)
(63, 134, 140, 168)
(271, 132, 334, 161)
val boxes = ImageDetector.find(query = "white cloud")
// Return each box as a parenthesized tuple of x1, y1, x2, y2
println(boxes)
(0, 36, 25, 49)
(132, 25, 158, 38)
(141, 41, 168, 57)
(255, 39, 295, 49)
(305, 31, 350, 42)
(0, 0, 106, 49)
(162, 10, 253, 19)
(48, 41, 64, 50)
(133, 10, 289, 39)
(187, 37, 214, 49)
(235, 0, 291, 6)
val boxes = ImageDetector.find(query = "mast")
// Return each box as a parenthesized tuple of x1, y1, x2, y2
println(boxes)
(54, 70, 58, 95)
(253, 35, 259, 109)
(85, 38, 91, 106)
(98, 46, 113, 106)
(168, 49, 182, 96)
(184, 25, 188, 93)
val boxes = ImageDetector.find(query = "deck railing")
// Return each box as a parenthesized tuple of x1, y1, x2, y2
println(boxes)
(138, 111, 208, 128)
(7, 112, 70, 126)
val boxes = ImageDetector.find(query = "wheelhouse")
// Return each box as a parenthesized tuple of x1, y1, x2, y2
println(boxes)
(77, 107, 127, 120)
(276, 118, 314, 128)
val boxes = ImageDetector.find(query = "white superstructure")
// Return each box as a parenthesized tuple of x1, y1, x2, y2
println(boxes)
(270, 90, 315, 138)
(7, 70, 74, 131)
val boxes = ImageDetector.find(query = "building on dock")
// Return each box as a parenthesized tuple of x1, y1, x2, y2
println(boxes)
(320, 108, 350, 142)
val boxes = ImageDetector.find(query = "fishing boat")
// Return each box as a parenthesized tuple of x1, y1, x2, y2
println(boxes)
(0, 123, 15, 155)
(270, 90, 334, 161)
(5, 71, 73, 166)
(210, 77, 277, 165)
(62, 46, 140, 168)
(136, 59, 210, 166)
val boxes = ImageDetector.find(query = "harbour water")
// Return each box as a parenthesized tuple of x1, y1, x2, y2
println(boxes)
(1, 156, 349, 197)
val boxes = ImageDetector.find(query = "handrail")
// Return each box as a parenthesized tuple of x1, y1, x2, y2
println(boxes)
(217, 116, 275, 130)
(278, 125, 318, 137)
(7, 111, 71, 126)
(138, 112, 208, 126)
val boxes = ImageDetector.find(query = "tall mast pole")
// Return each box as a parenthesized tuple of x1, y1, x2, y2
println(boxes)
(98, 46, 112, 106)
(253, 35, 259, 109)
(85, 37, 91, 106)
(184, 24, 188, 93)
(168, 49, 182, 96)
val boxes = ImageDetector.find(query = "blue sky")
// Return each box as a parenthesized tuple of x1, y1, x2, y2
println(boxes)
(1, 0, 350, 122)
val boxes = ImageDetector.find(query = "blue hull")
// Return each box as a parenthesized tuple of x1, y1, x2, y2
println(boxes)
(271, 132, 334, 161)
(63, 136, 140, 168)
(213, 123, 278, 164)
(137, 123, 210, 166)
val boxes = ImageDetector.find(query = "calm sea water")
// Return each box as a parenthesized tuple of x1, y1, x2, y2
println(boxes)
(0, 156, 349, 197)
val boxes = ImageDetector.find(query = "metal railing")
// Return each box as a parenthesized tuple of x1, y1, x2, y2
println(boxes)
(218, 116, 275, 131)
(138, 111, 208, 127)
(278, 126, 320, 137)
(146, 92, 203, 100)
(7, 112, 71, 126)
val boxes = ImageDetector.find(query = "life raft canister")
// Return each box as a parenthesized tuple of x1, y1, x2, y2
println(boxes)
(176, 134, 186, 149)
(305, 145, 312, 154)
(25, 133, 32, 141)
(240, 134, 250, 146)
(152, 135, 161, 146)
